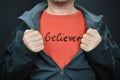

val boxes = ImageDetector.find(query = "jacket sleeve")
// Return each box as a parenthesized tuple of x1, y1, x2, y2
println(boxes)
(0, 22, 37, 80)
(86, 21, 120, 80)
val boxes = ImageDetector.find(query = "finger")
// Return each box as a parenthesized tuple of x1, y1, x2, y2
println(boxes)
(24, 29, 34, 35)
(23, 34, 43, 45)
(27, 31, 41, 37)
(80, 43, 90, 52)
(31, 45, 44, 52)
(35, 45, 44, 52)
(81, 38, 90, 46)
(86, 28, 96, 37)
(82, 34, 93, 41)
(31, 35, 43, 42)
(31, 40, 44, 47)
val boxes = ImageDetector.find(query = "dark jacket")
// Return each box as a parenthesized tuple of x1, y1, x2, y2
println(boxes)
(0, 1, 120, 80)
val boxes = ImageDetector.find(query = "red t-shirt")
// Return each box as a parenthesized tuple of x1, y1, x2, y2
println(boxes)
(40, 10, 86, 69)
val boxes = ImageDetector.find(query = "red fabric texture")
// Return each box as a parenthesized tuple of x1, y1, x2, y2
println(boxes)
(40, 10, 86, 69)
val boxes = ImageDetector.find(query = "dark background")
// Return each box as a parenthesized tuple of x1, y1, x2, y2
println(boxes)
(0, 0, 120, 56)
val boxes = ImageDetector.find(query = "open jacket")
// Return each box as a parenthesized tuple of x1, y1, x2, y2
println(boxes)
(0, 1, 120, 80)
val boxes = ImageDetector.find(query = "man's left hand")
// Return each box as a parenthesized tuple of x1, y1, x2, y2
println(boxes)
(80, 28, 102, 52)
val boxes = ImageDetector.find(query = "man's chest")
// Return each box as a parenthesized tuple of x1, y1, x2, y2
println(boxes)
(39, 10, 86, 69)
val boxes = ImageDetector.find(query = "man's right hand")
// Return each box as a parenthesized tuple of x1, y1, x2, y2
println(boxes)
(23, 29, 44, 53)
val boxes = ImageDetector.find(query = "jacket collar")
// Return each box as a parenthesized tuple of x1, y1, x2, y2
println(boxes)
(19, 1, 103, 30)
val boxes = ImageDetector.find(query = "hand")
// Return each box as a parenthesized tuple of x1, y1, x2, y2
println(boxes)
(80, 28, 102, 52)
(23, 29, 44, 53)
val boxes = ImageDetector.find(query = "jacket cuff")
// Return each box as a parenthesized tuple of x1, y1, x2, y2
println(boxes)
(86, 40, 106, 59)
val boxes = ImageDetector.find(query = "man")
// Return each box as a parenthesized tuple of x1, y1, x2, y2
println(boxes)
(0, 0, 120, 80)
